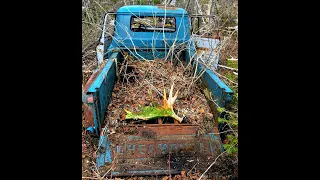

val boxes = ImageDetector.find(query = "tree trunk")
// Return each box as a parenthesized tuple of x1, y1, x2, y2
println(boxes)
(185, 0, 191, 12)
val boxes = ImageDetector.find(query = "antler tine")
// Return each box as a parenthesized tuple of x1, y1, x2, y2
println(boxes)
(169, 83, 174, 102)
(171, 89, 179, 105)
(163, 88, 167, 101)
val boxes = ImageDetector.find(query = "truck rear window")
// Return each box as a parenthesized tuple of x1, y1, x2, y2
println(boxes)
(131, 16, 176, 32)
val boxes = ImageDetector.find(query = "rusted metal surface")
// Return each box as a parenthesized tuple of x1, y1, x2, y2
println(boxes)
(82, 58, 116, 132)
(120, 124, 200, 136)
(82, 60, 108, 94)
(83, 103, 94, 127)
(97, 124, 223, 176)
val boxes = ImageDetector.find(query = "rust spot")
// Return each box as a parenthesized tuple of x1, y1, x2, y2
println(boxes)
(83, 71, 99, 93)
(87, 96, 93, 103)
(141, 130, 157, 139)
(83, 104, 94, 127)
(122, 124, 200, 136)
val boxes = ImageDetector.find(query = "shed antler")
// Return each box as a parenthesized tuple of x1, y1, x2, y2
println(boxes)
(163, 83, 183, 122)
(125, 83, 184, 123)
(163, 83, 179, 110)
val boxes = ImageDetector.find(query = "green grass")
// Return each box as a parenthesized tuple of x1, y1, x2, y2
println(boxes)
(225, 72, 237, 82)
(226, 60, 238, 69)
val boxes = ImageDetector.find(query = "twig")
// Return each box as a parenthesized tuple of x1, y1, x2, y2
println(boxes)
(198, 145, 233, 180)
(101, 166, 113, 179)
(213, 129, 237, 135)
(168, 150, 171, 177)
(214, 71, 238, 85)
(188, 162, 199, 174)
(82, 39, 99, 54)
(201, 62, 238, 86)
(90, 161, 101, 179)
(226, 122, 238, 137)
(217, 64, 238, 71)
(82, 177, 99, 179)
(144, 79, 164, 97)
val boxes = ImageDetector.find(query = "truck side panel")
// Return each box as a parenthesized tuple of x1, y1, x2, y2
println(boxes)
(186, 45, 233, 108)
(83, 52, 120, 134)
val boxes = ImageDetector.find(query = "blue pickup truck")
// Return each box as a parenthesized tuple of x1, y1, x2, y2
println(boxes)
(82, 5, 233, 177)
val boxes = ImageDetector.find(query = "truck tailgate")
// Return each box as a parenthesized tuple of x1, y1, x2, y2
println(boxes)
(97, 124, 223, 176)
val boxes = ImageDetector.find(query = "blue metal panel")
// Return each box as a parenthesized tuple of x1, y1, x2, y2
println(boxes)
(97, 134, 112, 167)
(108, 7, 190, 52)
(202, 67, 233, 107)
(208, 133, 225, 151)
(85, 52, 120, 134)
(117, 5, 188, 16)
(87, 60, 116, 93)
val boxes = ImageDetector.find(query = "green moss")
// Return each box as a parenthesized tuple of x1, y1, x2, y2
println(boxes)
(125, 106, 174, 120)
(225, 72, 238, 82)
(223, 134, 238, 155)
(217, 107, 225, 113)
(226, 60, 238, 69)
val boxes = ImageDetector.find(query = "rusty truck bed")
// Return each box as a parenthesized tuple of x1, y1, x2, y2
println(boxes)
(96, 123, 223, 176)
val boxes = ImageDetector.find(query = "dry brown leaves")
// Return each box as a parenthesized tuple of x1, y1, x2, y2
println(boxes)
(105, 58, 213, 127)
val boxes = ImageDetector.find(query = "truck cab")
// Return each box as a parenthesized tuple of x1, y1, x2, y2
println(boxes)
(107, 5, 191, 60)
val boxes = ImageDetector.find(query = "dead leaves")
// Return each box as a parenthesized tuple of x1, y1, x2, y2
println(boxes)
(87, 60, 221, 177)
(120, 113, 126, 121)
(162, 176, 169, 180)
(180, 170, 186, 177)
(139, 100, 145, 105)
